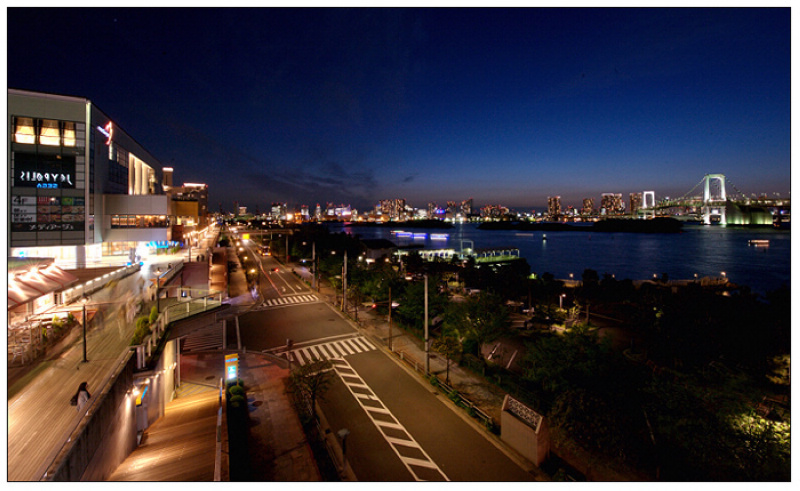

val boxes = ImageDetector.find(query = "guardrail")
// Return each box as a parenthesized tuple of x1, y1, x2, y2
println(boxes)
(133, 292, 224, 369)
(391, 349, 495, 429)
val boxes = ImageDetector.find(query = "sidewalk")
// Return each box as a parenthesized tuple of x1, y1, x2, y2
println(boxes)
(292, 265, 508, 424)
(236, 352, 321, 481)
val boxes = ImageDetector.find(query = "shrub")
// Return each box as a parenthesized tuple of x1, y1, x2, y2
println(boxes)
(229, 385, 245, 397)
(130, 317, 152, 345)
(67, 312, 76, 324)
(229, 394, 246, 408)
(148, 306, 159, 325)
(52, 315, 63, 329)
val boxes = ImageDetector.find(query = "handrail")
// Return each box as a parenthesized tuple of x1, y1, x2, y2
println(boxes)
(214, 377, 224, 481)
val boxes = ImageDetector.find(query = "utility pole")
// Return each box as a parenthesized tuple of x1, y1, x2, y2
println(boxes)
(342, 250, 347, 313)
(388, 286, 393, 351)
(424, 274, 429, 374)
(312, 242, 316, 290)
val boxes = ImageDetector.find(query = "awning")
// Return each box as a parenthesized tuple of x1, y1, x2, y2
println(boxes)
(7, 263, 79, 311)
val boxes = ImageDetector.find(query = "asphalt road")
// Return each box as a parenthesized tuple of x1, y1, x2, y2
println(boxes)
(322, 351, 536, 481)
(230, 261, 534, 481)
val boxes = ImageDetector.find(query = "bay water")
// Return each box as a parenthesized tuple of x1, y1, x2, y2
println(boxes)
(330, 222, 790, 295)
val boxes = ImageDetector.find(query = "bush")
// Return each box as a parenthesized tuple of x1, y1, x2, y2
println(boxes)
(229, 394, 246, 408)
(52, 315, 63, 329)
(130, 316, 152, 345)
(148, 306, 159, 325)
(229, 385, 245, 397)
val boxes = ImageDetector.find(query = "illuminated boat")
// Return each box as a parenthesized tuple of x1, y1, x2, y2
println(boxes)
(430, 233, 449, 240)
(747, 239, 770, 247)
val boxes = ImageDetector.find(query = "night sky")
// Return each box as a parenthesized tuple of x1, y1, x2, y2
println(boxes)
(6, 7, 791, 213)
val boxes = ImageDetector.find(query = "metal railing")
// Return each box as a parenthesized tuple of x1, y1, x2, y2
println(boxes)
(134, 291, 224, 369)
(391, 349, 494, 428)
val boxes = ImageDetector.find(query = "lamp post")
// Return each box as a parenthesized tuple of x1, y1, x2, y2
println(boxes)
(337, 428, 350, 476)
(342, 250, 348, 314)
(424, 274, 429, 375)
(81, 296, 89, 362)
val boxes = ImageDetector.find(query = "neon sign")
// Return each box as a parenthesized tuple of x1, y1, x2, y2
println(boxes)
(97, 122, 113, 145)
(19, 171, 73, 187)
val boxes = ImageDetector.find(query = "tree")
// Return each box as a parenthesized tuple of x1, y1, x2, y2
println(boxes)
(431, 325, 463, 385)
(289, 359, 333, 420)
(443, 291, 508, 367)
(395, 276, 448, 335)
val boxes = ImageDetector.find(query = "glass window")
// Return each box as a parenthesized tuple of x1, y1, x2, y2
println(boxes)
(14, 117, 35, 144)
(39, 119, 61, 146)
(63, 121, 76, 147)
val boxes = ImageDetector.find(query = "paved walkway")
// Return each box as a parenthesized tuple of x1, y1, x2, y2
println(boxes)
(108, 224, 321, 481)
(6, 228, 220, 482)
(107, 383, 223, 481)
(236, 352, 321, 481)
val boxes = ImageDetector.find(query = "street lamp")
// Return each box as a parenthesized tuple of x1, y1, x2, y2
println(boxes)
(80, 296, 89, 362)
(337, 428, 350, 476)
(559, 293, 566, 310)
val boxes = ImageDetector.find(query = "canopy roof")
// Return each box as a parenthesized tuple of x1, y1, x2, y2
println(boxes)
(7, 260, 79, 310)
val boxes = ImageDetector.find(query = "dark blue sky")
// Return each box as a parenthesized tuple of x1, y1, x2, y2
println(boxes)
(7, 8, 791, 212)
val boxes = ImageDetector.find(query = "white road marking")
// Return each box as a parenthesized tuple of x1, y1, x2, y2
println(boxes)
(330, 358, 449, 482)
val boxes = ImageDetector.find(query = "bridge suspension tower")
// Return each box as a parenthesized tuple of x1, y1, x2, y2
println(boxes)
(701, 173, 727, 225)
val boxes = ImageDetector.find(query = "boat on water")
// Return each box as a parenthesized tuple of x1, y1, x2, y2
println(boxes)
(748, 239, 770, 247)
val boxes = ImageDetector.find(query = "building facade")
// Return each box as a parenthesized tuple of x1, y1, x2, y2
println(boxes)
(629, 192, 643, 215)
(600, 193, 625, 215)
(547, 196, 562, 219)
(8, 89, 171, 266)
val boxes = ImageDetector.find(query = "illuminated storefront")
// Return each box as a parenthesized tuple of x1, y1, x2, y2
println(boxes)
(8, 89, 172, 266)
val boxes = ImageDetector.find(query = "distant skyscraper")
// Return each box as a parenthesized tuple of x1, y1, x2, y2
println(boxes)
(601, 193, 624, 215)
(582, 198, 595, 215)
(446, 201, 457, 219)
(427, 202, 437, 218)
(271, 202, 286, 219)
(480, 204, 508, 219)
(547, 196, 561, 218)
(629, 192, 642, 215)
(315, 203, 322, 221)
(379, 199, 406, 219)
(461, 198, 473, 216)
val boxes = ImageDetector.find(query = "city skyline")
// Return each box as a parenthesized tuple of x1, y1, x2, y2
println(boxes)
(7, 7, 791, 212)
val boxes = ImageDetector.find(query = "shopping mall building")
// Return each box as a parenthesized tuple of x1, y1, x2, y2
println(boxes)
(8, 89, 176, 267)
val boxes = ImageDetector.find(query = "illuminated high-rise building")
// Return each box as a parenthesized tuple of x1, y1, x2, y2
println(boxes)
(600, 193, 624, 215)
(582, 198, 594, 215)
(629, 192, 642, 215)
(547, 196, 561, 218)
(461, 198, 473, 216)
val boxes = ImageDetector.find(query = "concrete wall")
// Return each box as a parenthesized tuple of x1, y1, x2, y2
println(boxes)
(500, 395, 550, 466)
(138, 339, 178, 432)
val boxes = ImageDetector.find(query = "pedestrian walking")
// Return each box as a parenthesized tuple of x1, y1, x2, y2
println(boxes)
(74, 382, 91, 412)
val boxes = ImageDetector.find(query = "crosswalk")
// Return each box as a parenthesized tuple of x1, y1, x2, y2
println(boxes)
(260, 294, 319, 309)
(286, 336, 376, 366)
(180, 322, 223, 352)
(331, 358, 449, 481)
